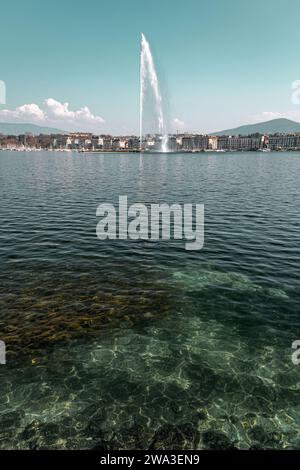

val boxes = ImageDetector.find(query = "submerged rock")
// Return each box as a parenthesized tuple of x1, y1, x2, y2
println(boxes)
(110, 424, 148, 450)
(202, 430, 237, 450)
(20, 420, 60, 448)
(91, 441, 109, 450)
(150, 423, 199, 450)
(248, 425, 282, 448)
(0, 410, 25, 430)
(1, 274, 177, 358)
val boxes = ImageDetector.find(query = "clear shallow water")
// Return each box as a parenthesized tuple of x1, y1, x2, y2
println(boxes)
(0, 150, 300, 449)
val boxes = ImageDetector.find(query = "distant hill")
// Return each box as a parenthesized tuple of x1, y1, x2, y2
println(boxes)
(212, 118, 300, 136)
(0, 123, 66, 135)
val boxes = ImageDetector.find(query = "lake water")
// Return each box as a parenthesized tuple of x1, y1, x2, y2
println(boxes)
(0, 150, 300, 449)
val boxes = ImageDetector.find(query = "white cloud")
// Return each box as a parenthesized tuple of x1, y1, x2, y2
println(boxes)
(0, 103, 45, 122)
(172, 117, 185, 130)
(45, 98, 104, 125)
(0, 98, 105, 132)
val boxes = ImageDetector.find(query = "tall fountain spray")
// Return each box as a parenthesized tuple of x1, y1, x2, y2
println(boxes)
(140, 33, 168, 152)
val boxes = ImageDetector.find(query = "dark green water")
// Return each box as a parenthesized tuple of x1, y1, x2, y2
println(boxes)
(0, 150, 300, 449)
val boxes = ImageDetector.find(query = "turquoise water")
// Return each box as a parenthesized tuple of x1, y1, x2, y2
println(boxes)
(0, 150, 300, 449)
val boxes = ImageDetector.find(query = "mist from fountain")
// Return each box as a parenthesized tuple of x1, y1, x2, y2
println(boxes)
(140, 33, 168, 152)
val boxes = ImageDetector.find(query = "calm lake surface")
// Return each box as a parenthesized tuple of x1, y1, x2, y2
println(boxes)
(0, 150, 300, 449)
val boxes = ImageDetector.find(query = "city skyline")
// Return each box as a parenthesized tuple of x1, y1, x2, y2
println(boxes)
(2, 129, 300, 153)
(1, 0, 300, 134)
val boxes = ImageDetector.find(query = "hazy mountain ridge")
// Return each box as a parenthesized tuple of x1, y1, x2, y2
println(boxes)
(212, 118, 300, 136)
(0, 123, 66, 135)
(1, 117, 300, 137)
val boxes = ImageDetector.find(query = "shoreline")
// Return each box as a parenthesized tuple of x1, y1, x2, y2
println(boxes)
(1, 148, 300, 154)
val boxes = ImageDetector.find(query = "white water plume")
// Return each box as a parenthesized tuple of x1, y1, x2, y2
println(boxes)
(140, 33, 168, 152)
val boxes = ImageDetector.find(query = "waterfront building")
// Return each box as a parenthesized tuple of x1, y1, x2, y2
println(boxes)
(181, 134, 208, 151)
(168, 135, 177, 151)
(103, 137, 113, 150)
(268, 134, 300, 150)
(127, 137, 140, 150)
(208, 136, 218, 150)
(1, 131, 300, 152)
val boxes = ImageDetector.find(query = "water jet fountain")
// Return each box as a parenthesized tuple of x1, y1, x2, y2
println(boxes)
(140, 33, 168, 152)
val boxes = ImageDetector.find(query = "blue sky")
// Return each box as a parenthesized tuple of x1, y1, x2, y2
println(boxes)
(1, 0, 300, 133)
